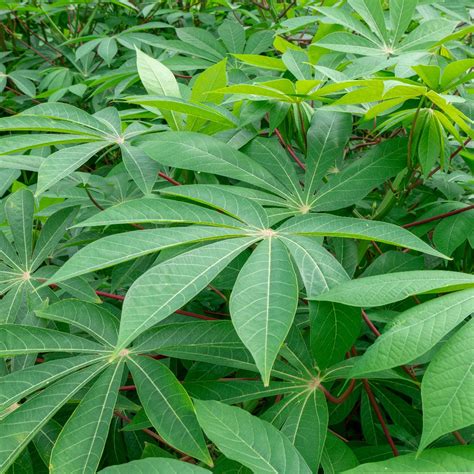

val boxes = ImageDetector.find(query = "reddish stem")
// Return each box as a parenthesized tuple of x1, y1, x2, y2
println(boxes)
(320, 379, 356, 404)
(119, 385, 136, 391)
(274, 127, 306, 170)
(363, 380, 399, 456)
(158, 171, 181, 186)
(403, 204, 474, 229)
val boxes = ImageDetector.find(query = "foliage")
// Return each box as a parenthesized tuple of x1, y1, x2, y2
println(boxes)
(0, 1, 473, 473)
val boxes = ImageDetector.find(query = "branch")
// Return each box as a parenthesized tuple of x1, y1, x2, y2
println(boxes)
(403, 204, 474, 229)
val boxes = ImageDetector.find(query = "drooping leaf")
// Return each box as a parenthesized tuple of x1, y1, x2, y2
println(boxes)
(127, 356, 211, 464)
(351, 288, 474, 376)
(419, 319, 474, 452)
(342, 446, 474, 473)
(194, 399, 312, 473)
(230, 237, 299, 385)
(49, 362, 124, 473)
(314, 271, 474, 307)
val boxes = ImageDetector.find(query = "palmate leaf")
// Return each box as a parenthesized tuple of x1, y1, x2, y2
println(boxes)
(0, 362, 107, 471)
(127, 356, 211, 465)
(342, 446, 474, 473)
(117, 237, 257, 349)
(99, 458, 211, 473)
(194, 399, 312, 473)
(351, 288, 474, 377)
(230, 237, 299, 385)
(0, 354, 104, 411)
(314, 270, 474, 306)
(49, 362, 124, 474)
(279, 214, 448, 259)
(419, 319, 474, 452)
(48, 226, 247, 283)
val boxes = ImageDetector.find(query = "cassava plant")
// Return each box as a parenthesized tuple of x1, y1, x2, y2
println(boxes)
(0, 1, 473, 473)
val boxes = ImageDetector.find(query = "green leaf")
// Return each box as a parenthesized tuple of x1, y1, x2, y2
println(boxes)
(99, 458, 211, 473)
(304, 109, 353, 200)
(0, 355, 104, 411)
(342, 446, 474, 473)
(118, 237, 257, 349)
(311, 138, 407, 212)
(30, 207, 77, 272)
(126, 96, 237, 127)
(36, 300, 119, 347)
(120, 143, 160, 195)
(0, 363, 107, 472)
(313, 271, 474, 307)
(351, 288, 474, 376)
(75, 198, 244, 229)
(98, 37, 118, 65)
(397, 19, 458, 53)
(310, 301, 361, 369)
(281, 235, 349, 298)
(190, 59, 227, 105)
(194, 399, 312, 473)
(49, 362, 124, 473)
(279, 214, 448, 259)
(316, 33, 383, 56)
(0, 325, 108, 356)
(232, 54, 286, 71)
(160, 185, 269, 229)
(36, 141, 110, 196)
(139, 132, 290, 199)
(136, 49, 182, 130)
(230, 238, 299, 385)
(433, 210, 474, 257)
(218, 21, 245, 54)
(321, 432, 358, 474)
(348, 0, 388, 44)
(419, 319, 474, 451)
(389, 0, 418, 47)
(176, 28, 226, 59)
(127, 356, 211, 464)
(48, 226, 245, 284)
(281, 390, 328, 471)
(5, 189, 34, 269)
(185, 380, 301, 404)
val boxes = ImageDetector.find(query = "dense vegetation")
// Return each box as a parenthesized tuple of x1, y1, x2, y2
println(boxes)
(0, 1, 473, 472)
